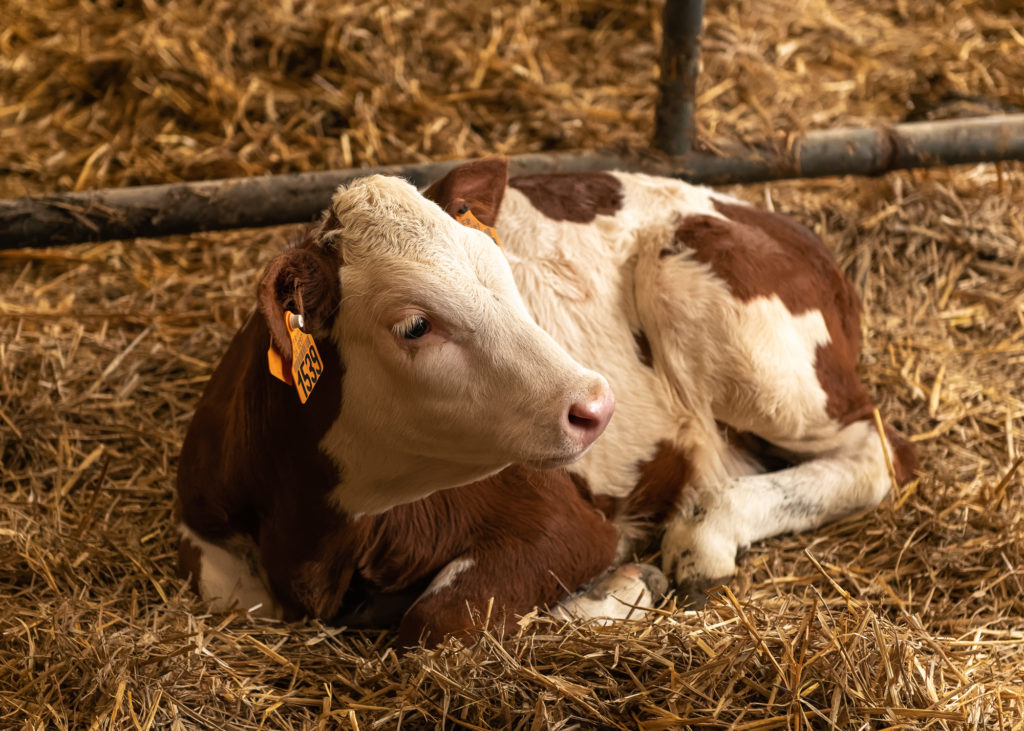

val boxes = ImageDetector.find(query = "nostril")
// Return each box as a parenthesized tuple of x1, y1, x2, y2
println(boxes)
(562, 380, 615, 453)
(568, 407, 599, 430)
(566, 389, 615, 435)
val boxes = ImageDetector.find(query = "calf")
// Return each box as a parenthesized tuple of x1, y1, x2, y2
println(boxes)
(176, 158, 916, 644)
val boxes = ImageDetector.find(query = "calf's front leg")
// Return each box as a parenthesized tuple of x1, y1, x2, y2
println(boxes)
(662, 419, 899, 604)
(397, 501, 620, 647)
(398, 542, 619, 647)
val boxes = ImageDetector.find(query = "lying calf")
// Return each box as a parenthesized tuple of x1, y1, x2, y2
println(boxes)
(176, 159, 916, 644)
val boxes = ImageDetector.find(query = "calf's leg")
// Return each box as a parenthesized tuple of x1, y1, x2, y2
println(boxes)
(177, 523, 282, 617)
(660, 420, 897, 604)
(397, 505, 619, 647)
(631, 211, 916, 603)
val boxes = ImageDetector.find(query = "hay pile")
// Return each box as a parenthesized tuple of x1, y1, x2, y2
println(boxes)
(3, 0, 1022, 197)
(2, 0, 1023, 728)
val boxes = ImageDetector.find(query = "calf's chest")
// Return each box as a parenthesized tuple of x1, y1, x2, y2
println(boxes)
(496, 185, 689, 502)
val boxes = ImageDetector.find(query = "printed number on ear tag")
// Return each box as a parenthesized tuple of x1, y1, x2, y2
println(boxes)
(286, 312, 323, 404)
(266, 311, 324, 403)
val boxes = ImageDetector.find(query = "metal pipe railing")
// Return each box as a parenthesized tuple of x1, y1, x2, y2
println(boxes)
(683, 115, 1024, 183)
(2, 0, 1024, 250)
(0, 152, 632, 250)
(2, 116, 1023, 249)
(653, 0, 706, 156)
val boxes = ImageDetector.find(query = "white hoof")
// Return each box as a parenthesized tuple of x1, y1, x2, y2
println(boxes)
(554, 563, 667, 624)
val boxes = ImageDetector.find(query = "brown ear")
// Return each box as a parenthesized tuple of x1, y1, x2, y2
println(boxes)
(257, 244, 341, 362)
(423, 157, 509, 227)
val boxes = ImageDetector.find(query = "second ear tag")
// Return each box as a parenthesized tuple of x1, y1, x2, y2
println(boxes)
(285, 312, 323, 404)
(267, 340, 293, 385)
(455, 208, 501, 248)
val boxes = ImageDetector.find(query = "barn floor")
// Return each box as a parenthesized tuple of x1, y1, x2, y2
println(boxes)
(2, 0, 1024, 728)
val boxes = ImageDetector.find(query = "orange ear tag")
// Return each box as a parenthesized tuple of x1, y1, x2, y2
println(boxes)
(455, 208, 501, 248)
(267, 311, 323, 404)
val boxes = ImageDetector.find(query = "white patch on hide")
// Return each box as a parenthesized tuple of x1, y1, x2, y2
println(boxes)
(420, 557, 476, 600)
(178, 523, 281, 617)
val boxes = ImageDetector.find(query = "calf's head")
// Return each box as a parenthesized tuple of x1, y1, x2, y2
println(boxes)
(259, 159, 614, 515)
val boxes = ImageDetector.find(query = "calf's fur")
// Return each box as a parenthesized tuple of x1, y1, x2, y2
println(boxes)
(177, 158, 916, 643)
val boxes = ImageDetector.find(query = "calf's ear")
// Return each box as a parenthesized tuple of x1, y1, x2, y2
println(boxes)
(257, 244, 340, 362)
(423, 157, 509, 227)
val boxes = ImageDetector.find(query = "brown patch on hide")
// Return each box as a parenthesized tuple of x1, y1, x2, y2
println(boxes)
(572, 441, 692, 528)
(376, 466, 619, 647)
(509, 172, 623, 223)
(569, 471, 619, 520)
(176, 300, 349, 620)
(884, 424, 920, 486)
(628, 442, 693, 525)
(674, 201, 873, 426)
(672, 201, 918, 483)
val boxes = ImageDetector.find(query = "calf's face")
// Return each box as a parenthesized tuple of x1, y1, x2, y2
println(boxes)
(259, 162, 613, 514)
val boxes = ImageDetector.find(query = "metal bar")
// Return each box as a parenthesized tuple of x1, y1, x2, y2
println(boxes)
(683, 116, 1024, 184)
(654, 0, 706, 156)
(3, 115, 1023, 249)
(0, 152, 635, 250)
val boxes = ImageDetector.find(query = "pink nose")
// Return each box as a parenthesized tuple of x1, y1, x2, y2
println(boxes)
(564, 383, 615, 450)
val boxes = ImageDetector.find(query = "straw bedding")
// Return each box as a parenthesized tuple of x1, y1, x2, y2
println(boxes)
(2, 0, 1023, 728)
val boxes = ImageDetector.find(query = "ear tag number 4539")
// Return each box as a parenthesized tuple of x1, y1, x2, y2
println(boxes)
(268, 311, 323, 404)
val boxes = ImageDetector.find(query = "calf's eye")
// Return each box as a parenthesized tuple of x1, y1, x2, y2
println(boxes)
(395, 316, 431, 340)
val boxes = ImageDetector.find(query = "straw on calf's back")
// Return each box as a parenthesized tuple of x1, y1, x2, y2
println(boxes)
(175, 158, 917, 644)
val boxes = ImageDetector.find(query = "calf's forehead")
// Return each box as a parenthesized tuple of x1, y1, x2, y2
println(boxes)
(326, 174, 516, 328)
(341, 256, 484, 324)
(329, 174, 469, 263)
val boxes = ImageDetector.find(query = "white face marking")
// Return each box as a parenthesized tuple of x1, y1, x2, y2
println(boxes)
(178, 523, 281, 617)
(318, 175, 613, 515)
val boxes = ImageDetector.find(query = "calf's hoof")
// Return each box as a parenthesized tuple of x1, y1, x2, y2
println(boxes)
(677, 574, 733, 610)
(555, 562, 668, 623)
(631, 562, 670, 602)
